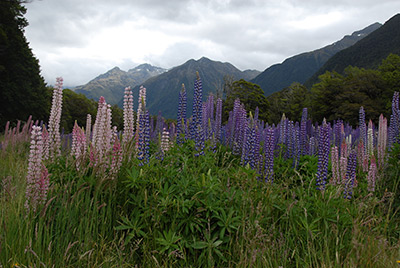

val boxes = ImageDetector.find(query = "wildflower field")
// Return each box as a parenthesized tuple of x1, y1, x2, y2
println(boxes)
(1, 75, 400, 267)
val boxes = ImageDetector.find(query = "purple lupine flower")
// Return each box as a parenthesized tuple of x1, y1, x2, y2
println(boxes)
(264, 126, 275, 183)
(228, 99, 241, 149)
(300, 108, 308, 155)
(343, 150, 357, 199)
(254, 107, 259, 122)
(202, 102, 209, 140)
(203, 94, 214, 140)
(177, 84, 187, 145)
(367, 155, 377, 192)
(293, 122, 301, 168)
(195, 124, 205, 156)
(241, 115, 252, 167)
(123, 86, 134, 144)
(388, 92, 400, 148)
(334, 120, 344, 154)
(316, 121, 330, 191)
(330, 146, 339, 185)
(278, 114, 287, 145)
(138, 111, 150, 165)
(377, 114, 387, 169)
(359, 106, 367, 154)
(234, 104, 247, 155)
(215, 98, 222, 143)
(190, 72, 203, 140)
(308, 136, 316, 156)
(47, 77, 63, 160)
(286, 120, 294, 159)
(25, 125, 49, 213)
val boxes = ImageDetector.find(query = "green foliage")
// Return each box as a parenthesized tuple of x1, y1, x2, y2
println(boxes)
(267, 82, 311, 124)
(0, 0, 50, 130)
(58, 88, 98, 132)
(1, 126, 400, 267)
(223, 79, 270, 122)
(310, 55, 400, 125)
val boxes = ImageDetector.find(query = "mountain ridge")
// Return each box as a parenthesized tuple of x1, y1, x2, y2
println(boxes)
(306, 13, 400, 85)
(251, 22, 381, 96)
(128, 57, 260, 119)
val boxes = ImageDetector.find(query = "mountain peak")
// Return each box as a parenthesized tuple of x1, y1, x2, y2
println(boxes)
(198, 56, 211, 62)
(74, 63, 165, 105)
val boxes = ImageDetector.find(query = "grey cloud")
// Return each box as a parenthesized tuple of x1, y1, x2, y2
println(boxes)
(23, 0, 400, 86)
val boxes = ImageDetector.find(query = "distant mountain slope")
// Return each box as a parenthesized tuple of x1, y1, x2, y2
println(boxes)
(307, 13, 400, 86)
(129, 57, 260, 119)
(251, 22, 381, 96)
(74, 64, 166, 104)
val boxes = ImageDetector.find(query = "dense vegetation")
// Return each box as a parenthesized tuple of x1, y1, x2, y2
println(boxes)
(0, 0, 49, 129)
(1, 102, 399, 267)
(265, 53, 400, 125)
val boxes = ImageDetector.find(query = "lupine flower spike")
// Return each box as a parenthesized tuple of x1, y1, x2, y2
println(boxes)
(25, 126, 49, 213)
(316, 120, 330, 191)
(47, 77, 63, 160)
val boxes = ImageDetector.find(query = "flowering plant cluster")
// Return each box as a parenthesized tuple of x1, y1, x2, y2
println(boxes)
(21, 73, 400, 217)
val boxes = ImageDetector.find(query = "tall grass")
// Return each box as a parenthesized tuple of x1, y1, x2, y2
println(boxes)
(1, 135, 399, 267)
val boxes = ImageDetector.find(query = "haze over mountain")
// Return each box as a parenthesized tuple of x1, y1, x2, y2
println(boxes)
(74, 64, 166, 105)
(251, 22, 381, 96)
(307, 13, 400, 86)
(129, 57, 260, 119)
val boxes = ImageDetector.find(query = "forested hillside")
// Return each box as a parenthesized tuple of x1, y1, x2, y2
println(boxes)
(307, 13, 400, 86)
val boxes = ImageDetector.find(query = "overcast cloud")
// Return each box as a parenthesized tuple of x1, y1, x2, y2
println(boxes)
(23, 0, 400, 87)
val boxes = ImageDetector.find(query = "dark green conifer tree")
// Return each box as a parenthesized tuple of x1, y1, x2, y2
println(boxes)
(0, 0, 50, 129)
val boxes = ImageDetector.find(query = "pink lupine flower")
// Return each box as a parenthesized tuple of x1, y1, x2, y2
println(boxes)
(357, 140, 369, 173)
(367, 120, 374, 156)
(86, 114, 92, 145)
(89, 143, 98, 168)
(123, 86, 134, 144)
(92, 97, 113, 165)
(47, 77, 63, 160)
(38, 164, 50, 203)
(377, 114, 387, 169)
(71, 121, 79, 156)
(330, 146, 339, 185)
(135, 86, 147, 147)
(25, 125, 48, 213)
(367, 155, 377, 192)
(109, 137, 123, 180)
(71, 122, 87, 170)
(42, 126, 49, 160)
(340, 155, 347, 184)
(92, 96, 106, 149)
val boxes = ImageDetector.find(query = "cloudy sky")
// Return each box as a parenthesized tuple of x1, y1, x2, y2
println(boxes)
(23, 0, 400, 87)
